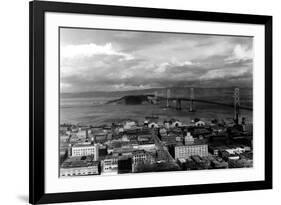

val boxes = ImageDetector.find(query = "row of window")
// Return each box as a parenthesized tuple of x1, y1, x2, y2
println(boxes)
(61, 171, 98, 176)
(177, 149, 207, 153)
(61, 169, 98, 176)
(72, 148, 95, 151)
(103, 166, 118, 171)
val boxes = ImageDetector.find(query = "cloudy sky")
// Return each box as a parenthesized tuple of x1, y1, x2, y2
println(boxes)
(60, 28, 253, 93)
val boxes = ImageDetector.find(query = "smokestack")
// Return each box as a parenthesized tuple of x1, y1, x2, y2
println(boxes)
(233, 88, 240, 124)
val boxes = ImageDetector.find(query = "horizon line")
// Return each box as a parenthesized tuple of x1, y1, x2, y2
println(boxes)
(61, 86, 253, 94)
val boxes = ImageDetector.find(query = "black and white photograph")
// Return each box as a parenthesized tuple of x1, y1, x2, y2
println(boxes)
(0, 0, 276, 204)
(59, 28, 254, 177)
(26, 1, 273, 204)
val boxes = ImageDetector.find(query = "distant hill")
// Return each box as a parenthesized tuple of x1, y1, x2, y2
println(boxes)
(61, 87, 252, 108)
(106, 95, 154, 105)
(61, 88, 159, 98)
(61, 87, 252, 98)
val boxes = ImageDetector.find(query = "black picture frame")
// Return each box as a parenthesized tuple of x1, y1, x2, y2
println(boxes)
(29, 0, 272, 204)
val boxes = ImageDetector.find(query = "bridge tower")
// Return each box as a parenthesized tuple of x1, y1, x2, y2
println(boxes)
(166, 89, 171, 108)
(189, 88, 195, 112)
(233, 88, 241, 124)
(154, 91, 158, 101)
(154, 91, 158, 98)
(176, 99, 182, 110)
(153, 91, 159, 104)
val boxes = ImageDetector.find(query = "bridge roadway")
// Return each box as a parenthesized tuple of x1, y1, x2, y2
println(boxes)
(156, 96, 252, 111)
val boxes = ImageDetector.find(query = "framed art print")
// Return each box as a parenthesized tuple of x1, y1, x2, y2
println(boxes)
(29, 1, 272, 204)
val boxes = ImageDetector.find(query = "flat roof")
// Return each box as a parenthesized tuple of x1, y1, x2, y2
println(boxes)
(61, 156, 99, 168)
(72, 143, 94, 147)
(176, 142, 207, 148)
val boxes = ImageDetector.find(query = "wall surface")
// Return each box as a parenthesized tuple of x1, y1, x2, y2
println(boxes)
(0, 0, 280, 204)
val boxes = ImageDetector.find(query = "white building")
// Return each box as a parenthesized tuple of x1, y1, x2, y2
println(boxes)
(71, 144, 99, 160)
(124, 121, 137, 130)
(164, 121, 170, 129)
(101, 157, 118, 175)
(132, 143, 156, 151)
(60, 157, 99, 177)
(225, 147, 246, 155)
(118, 127, 124, 133)
(159, 128, 167, 136)
(132, 150, 154, 164)
(184, 132, 194, 145)
(175, 144, 208, 159)
(121, 135, 130, 142)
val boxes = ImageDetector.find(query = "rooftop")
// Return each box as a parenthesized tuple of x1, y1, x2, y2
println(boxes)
(72, 143, 94, 147)
(175, 141, 207, 147)
(61, 156, 99, 168)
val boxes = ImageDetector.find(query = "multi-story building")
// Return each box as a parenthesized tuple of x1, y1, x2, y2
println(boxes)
(175, 143, 208, 159)
(60, 156, 99, 177)
(124, 121, 137, 130)
(184, 132, 194, 145)
(131, 150, 155, 172)
(132, 143, 156, 151)
(71, 144, 99, 160)
(101, 156, 118, 175)
(132, 150, 154, 164)
(76, 128, 88, 138)
(162, 133, 182, 146)
(118, 156, 132, 174)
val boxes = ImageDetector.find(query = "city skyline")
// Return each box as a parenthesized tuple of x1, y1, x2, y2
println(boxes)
(60, 28, 253, 93)
(59, 28, 254, 177)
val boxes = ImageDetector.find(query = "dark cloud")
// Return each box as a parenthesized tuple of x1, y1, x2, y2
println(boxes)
(60, 28, 253, 92)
